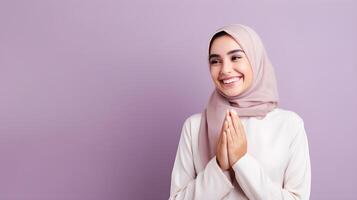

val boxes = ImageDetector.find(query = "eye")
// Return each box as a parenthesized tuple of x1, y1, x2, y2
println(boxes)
(209, 59, 221, 65)
(231, 55, 242, 61)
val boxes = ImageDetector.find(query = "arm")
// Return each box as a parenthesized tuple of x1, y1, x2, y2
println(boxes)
(169, 118, 234, 200)
(232, 116, 311, 200)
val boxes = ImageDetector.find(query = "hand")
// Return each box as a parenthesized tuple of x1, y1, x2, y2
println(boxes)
(216, 111, 230, 171)
(226, 109, 247, 167)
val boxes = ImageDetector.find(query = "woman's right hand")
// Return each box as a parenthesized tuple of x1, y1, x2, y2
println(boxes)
(216, 110, 230, 171)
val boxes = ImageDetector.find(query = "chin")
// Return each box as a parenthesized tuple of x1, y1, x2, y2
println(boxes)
(219, 87, 243, 97)
(226, 91, 242, 97)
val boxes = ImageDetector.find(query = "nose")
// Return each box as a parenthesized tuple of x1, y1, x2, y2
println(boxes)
(220, 59, 233, 74)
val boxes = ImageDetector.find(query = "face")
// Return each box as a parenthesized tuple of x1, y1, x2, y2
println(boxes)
(209, 35, 253, 97)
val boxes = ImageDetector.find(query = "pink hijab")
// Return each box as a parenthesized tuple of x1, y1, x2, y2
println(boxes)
(198, 24, 279, 167)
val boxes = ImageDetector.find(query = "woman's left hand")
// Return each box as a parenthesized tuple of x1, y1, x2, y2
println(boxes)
(225, 109, 248, 167)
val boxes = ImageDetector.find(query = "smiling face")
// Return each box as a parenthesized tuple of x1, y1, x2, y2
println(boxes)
(209, 34, 254, 97)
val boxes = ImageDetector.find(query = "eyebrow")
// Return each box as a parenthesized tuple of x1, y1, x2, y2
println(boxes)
(209, 49, 245, 60)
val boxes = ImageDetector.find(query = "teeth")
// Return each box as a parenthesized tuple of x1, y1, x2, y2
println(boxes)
(222, 77, 240, 84)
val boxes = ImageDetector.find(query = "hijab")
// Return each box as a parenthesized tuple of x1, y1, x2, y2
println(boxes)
(198, 24, 279, 168)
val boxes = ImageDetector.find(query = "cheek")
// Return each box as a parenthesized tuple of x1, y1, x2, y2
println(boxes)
(235, 62, 248, 71)
(237, 61, 253, 76)
(240, 63, 254, 84)
(210, 68, 220, 80)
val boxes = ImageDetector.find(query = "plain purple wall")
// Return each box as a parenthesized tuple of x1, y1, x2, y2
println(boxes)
(0, 0, 356, 199)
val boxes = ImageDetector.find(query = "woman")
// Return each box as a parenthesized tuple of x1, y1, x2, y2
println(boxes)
(169, 24, 311, 200)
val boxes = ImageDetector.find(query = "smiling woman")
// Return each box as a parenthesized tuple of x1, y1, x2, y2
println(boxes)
(169, 24, 311, 200)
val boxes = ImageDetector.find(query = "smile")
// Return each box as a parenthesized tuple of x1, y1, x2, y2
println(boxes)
(220, 76, 243, 88)
(222, 77, 241, 84)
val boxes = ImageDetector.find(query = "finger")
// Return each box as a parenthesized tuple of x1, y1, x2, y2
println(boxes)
(227, 115, 237, 141)
(217, 128, 222, 147)
(217, 128, 223, 145)
(236, 113, 247, 141)
(221, 111, 229, 132)
(232, 109, 245, 141)
(226, 129, 234, 155)
(219, 120, 228, 142)
(240, 122, 247, 142)
(223, 120, 230, 139)
(222, 130, 227, 148)
(230, 109, 240, 138)
(226, 115, 232, 130)
(224, 120, 228, 131)
(232, 113, 244, 136)
(226, 128, 233, 145)
(217, 123, 224, 146)
(223, 131, 229, 157)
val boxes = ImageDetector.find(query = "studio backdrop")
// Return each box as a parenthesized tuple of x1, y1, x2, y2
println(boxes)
(0, 0, 356, 199)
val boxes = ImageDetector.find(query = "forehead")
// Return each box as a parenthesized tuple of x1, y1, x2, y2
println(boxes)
(210, 35, 243, 54)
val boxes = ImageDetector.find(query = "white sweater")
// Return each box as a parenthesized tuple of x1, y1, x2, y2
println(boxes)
(169, 108, 311, 200)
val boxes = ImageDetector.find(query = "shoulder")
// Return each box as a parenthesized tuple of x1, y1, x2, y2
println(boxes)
(270, 108, 307, 143)
(184, 112, 203, 126)
(182, 112, 203, 130)
(268, 107, 304, 125)
(180, 112, 203, 138)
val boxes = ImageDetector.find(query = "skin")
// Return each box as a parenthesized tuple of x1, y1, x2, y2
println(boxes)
(209, 35, 253, 97)
(209, 35, 253, 170)
(216, 109, 248, 170)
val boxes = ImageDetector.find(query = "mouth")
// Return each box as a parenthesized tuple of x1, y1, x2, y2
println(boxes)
(220, 76, 243, 88)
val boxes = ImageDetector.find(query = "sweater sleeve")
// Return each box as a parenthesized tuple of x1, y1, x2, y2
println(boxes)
(169, 118, 234, 200)
(232, 115, 311, 200)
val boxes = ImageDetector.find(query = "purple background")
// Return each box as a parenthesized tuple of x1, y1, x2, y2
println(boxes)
(0, 0, 356, 199)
